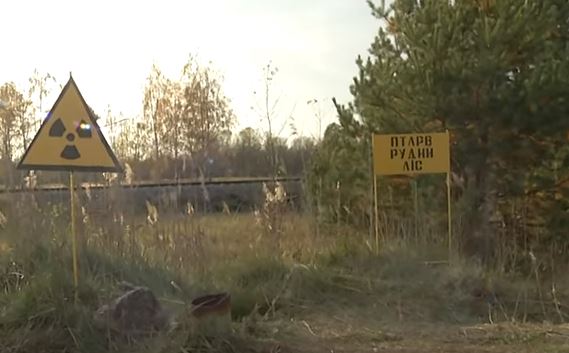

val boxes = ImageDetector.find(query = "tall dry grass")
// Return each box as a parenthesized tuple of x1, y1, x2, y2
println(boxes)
(0, 178, 357, 352)
(0, 176, 567, 352)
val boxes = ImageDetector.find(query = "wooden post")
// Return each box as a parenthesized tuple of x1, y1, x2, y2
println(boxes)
(446, 130, 452, 263)
(371, 133, 380, 254)
(70, 171, 79, 303)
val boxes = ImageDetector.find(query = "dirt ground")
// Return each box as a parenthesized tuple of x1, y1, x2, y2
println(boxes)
(272, 320, 569, 353)
(245, 309, 569, 353)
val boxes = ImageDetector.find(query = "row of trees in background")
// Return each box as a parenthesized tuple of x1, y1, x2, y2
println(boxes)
(112, 57, 316, 181)
(0, 58, 318, 186)
(112, 124, 316, 181)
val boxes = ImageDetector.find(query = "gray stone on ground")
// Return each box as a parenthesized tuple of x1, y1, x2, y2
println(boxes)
(95, 282, 172, 335)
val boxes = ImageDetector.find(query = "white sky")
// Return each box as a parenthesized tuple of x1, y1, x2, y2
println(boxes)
(0, 0, 380, 141)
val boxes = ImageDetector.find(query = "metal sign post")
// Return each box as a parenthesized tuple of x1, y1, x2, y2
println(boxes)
(371, 131, 452, 262)
(17, 75, 123, 302)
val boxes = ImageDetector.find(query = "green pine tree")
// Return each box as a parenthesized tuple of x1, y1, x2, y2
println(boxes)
(311, 0, 569, 264)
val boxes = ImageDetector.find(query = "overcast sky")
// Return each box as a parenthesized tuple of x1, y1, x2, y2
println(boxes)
(0, 0, 380, 140)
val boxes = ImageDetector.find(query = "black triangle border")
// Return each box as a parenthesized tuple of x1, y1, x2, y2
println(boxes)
(17, 76, 123, 173)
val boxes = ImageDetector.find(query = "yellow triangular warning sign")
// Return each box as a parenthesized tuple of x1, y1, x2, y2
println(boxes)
(18, 76, 122, 172)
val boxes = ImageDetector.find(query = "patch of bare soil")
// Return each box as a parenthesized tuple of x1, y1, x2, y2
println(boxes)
(264, 312, 569, 353)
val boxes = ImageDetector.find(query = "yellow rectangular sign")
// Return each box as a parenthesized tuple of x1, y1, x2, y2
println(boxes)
(373, 132, 450, 175)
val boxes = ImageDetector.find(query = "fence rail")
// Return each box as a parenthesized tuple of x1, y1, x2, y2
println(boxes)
(0, 176, 304, 194)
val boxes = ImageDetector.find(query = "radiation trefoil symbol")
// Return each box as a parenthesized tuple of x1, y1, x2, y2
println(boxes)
(48, 118, 92, 160)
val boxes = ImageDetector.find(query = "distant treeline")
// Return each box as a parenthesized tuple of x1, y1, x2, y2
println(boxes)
(0, 127, 317, 188)
(0, 58, 320, 187)
(116, 128, 317, 182)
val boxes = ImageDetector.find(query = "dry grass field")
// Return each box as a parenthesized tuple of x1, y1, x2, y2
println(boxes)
(0, 186, 568, 353)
